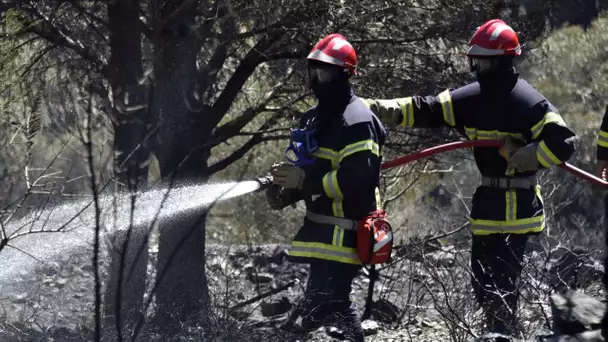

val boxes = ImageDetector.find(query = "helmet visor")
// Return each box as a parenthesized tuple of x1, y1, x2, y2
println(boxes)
(307, 62, 342, 87)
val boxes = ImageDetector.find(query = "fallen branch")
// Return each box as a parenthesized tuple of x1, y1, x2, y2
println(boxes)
(223, 279, 299, 311)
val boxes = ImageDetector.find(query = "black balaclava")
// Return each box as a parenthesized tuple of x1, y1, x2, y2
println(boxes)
(307, 60, 351, 106)
(471, 56, 518, 89)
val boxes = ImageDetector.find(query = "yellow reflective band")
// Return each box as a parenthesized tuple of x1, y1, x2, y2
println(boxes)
(465, 127, 477, 139)
(397, 97, 414, 127)
(438, 90, 455, 126)
(469, 215, 545, 235)
(314, 139, 381, 170)
(332, 226, 339, 245)
(332, 226, 345, 246)
(505, 190, 517, 221)
(289, 241, 361, 264)
(314, 148, 338, 160)
(375, 187, 381, 209)
(322, 170, 343, 199)
(463, 126, 524, 141)
(536, 141, 562, 168)
(314, 147, 340, 169)
(598, 130, 608, 148)
(535, 185, 544, 206)
(339, 139, 380, 162)
(322, 170, 344, 217)
(531, 112, 566, 140)
(332, 200, 344, 217)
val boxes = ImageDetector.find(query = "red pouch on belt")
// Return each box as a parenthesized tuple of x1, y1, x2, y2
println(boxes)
(357, 209, 393, 265)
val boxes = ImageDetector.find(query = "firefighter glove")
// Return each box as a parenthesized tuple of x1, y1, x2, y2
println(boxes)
(499, 136, 523, 160)
(265, 185, 288, 210)
(508, 143, 540, 172)
(270, 162, 305, 189)
(366, 99, 402, 126)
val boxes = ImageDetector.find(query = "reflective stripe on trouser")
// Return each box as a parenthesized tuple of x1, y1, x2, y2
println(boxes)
(288, 219, 361, 265)
(470, 216, 545, 235)
(289, 241, 361, 265)
(469, 185, 545, 236)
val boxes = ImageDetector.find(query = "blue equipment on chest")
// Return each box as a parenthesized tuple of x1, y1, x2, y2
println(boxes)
(285, 127, 319, 166)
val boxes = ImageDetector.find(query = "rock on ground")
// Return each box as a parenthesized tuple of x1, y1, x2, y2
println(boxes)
(550, 290, 605, 335)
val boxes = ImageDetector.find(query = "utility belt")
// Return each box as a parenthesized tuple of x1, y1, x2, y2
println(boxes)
(480, 176, 537, 190)
(305, 210, 393, 265)
(306, 210, 357, 230)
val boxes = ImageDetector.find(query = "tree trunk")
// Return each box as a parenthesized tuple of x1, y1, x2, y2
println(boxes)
(102, 0, 151, 339)
(149, 0, 212, 332)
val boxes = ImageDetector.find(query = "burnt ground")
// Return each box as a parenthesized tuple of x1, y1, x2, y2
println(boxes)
(0, 242, 604, 341)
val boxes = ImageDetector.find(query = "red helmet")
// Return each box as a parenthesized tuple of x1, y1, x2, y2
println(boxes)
(467, 19, 522, 57)
(307, 33, 358, 75)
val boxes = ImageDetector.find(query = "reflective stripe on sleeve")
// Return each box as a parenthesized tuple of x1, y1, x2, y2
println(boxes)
(598, 130, 608, 148)
(397, 97, 414, 127)
(536, 141, 562, 168)
(438, 89, 455, 127)
(530, 112, 566, 140)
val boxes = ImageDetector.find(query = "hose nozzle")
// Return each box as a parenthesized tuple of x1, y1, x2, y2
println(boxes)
(254, 175, 274, 191)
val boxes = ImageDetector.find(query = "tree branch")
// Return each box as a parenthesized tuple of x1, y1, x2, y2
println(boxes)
(206, 32, 283, 126)
(209, 66, 295, 145)
(66, 0, 108, 29)
(199, 42, 229, 102)
(20, 6, 107, 70)
(19, 43, 57, 77)
(267, 48, 309, 61)
(207, 134, 285, 175)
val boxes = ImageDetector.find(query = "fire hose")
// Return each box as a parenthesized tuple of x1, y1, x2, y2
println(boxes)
(256, 139, 608, 189)
(380, 139, 608, 188)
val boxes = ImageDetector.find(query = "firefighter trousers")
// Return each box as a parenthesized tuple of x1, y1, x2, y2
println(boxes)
(471, 233, 528, 335)
(300, 260, 364, 342)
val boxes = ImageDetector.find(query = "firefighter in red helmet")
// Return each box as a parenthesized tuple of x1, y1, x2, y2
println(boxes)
(364, 19, 577, 336)
(265, 34, 386, 341)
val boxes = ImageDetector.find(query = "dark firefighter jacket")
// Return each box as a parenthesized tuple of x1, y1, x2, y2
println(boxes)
(597, 105, 608, 161)
(364, 68, 576, 236)
(286, 87, 387, 265)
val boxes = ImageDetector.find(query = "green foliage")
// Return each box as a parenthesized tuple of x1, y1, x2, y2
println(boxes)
(518, 13, 608, 246)
(524, 13, 608, 135)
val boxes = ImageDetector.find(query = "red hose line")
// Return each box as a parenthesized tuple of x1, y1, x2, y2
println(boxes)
(380, 139, 608, 189)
